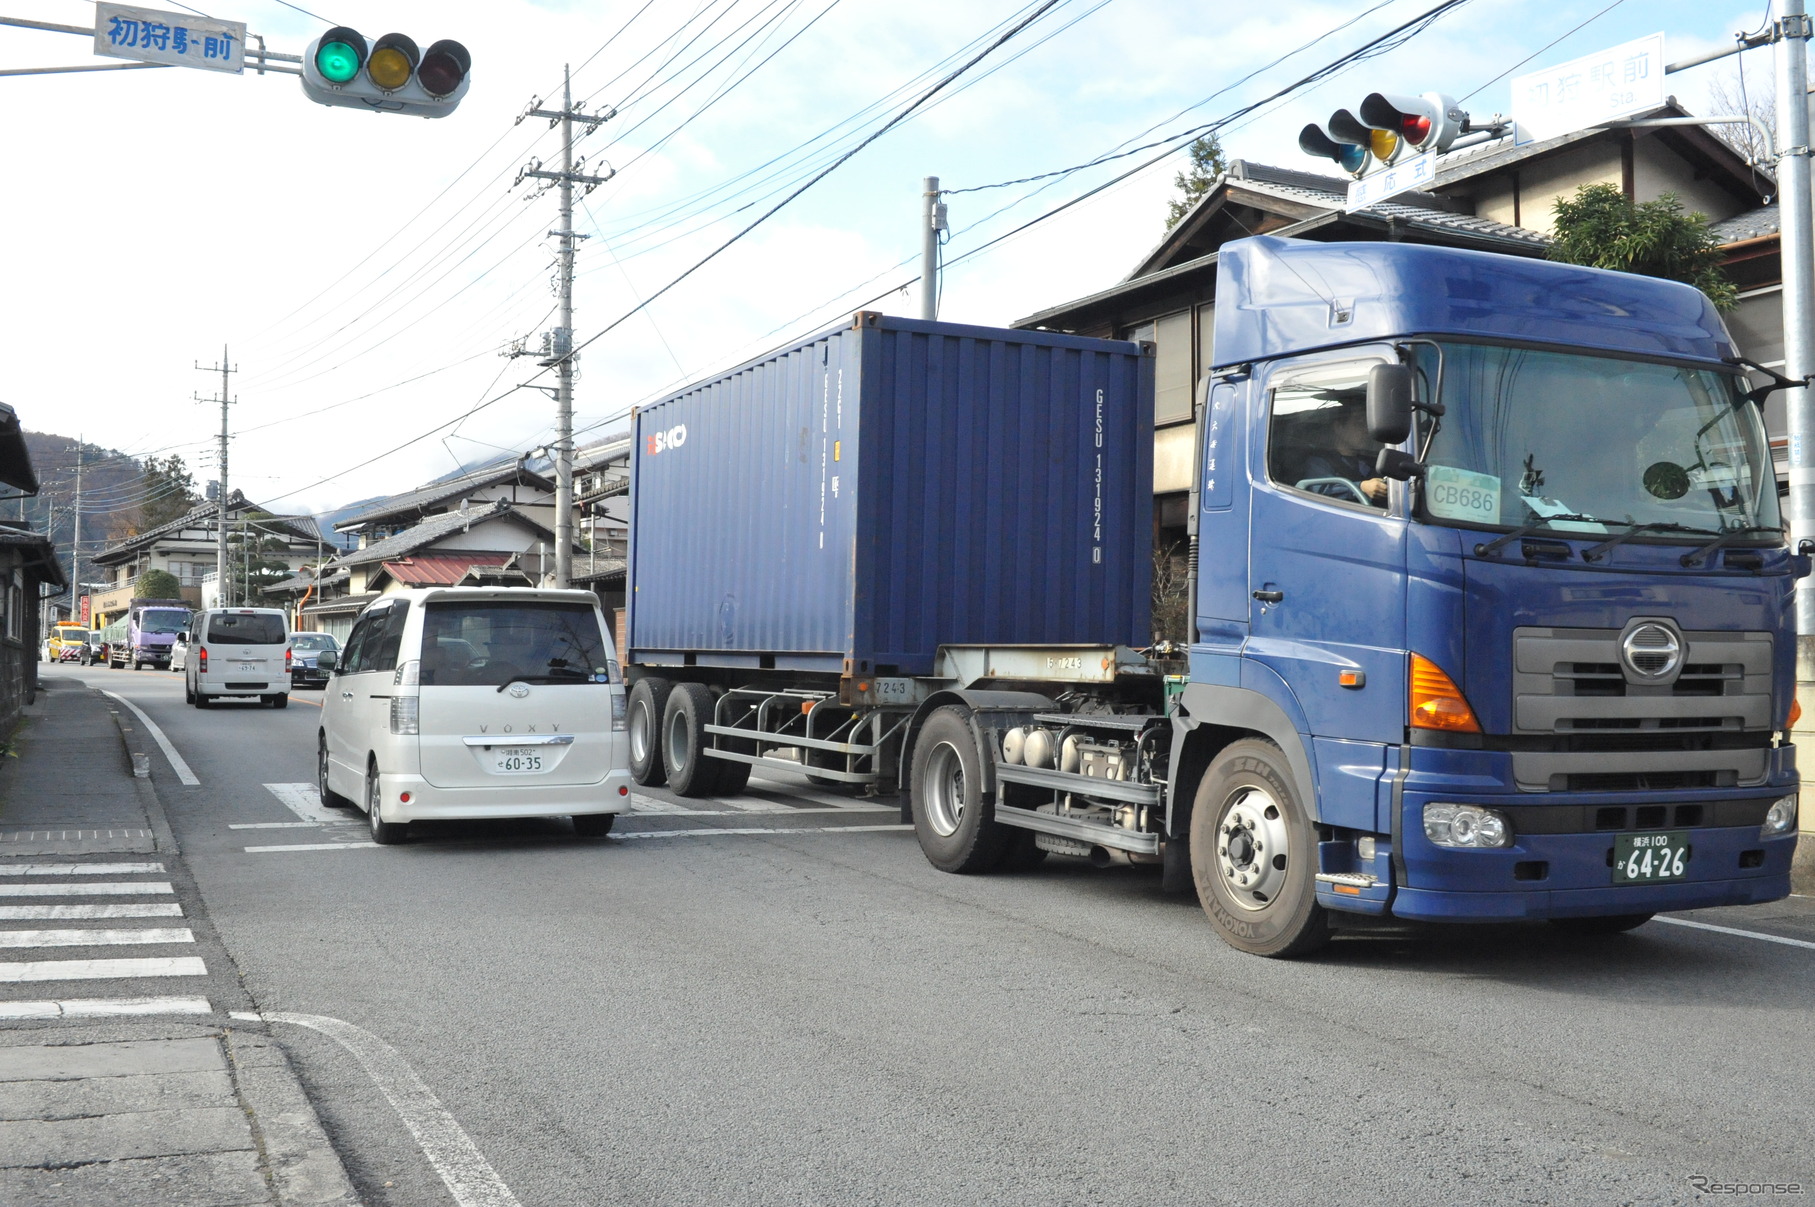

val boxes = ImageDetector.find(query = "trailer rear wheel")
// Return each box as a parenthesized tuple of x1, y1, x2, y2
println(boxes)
(627, 678, 673, 786)
(1190, 739, 1329, 958)
(662, 682, 724, 797)
(911, 706, 1011, 874)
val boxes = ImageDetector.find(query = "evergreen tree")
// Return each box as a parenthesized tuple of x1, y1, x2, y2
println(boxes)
(135, 569, 181, 599)
(1165, 134, 1228, 230)
(1547, 184, 1737, 311)
(135, 455, 200, 533)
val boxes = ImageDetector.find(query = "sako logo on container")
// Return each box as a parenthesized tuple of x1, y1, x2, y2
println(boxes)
(646, 425, 687, 456)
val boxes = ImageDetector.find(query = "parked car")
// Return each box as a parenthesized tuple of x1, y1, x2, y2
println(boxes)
(316, 587, 631, 845)
(76, 632, 103, 665)
(288, 632, 340, 689)
(184, 608, 291, 709)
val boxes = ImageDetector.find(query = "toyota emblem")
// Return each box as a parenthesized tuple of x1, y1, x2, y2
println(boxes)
(1621, 623, 1682, 679)
(508, 683, 530, 699)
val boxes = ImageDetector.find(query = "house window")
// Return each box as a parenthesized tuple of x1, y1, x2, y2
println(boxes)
(1129, 312, 1196, 425)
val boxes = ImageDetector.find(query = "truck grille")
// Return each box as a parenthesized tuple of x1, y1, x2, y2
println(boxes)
(1510, 627, 1772, 792)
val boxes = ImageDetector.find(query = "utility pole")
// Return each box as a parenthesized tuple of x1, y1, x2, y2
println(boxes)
(71, 439, 82, 605)
(514, 69, 614, 589)
(195, 347, 236, 606)
(1776, 3, 1815, 687)
(920, 176, 946, 321)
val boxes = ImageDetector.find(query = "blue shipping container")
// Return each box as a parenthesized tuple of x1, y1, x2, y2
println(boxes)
(628, 311, 1155, 677)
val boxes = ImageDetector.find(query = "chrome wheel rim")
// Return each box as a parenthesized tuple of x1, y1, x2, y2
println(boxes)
(367, 771, 381, 833)
(922, 742, 967, 838)
(1215, 788, 1291, 911)
(630, 697, 653, 765)
(664, 707, 691, 776)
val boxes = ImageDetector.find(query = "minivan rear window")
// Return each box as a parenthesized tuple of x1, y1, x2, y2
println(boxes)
(420, 602, 615, 687)
(207, 613, 287, 645)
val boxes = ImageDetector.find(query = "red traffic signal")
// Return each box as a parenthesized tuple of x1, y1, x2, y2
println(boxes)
(1358, 92, 1463, 155)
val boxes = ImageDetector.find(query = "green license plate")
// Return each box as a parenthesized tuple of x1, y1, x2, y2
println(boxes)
(1613, 831, 1691, 885)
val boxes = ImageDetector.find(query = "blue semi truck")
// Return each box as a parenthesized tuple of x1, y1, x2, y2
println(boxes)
(626, 236, 1802, 957)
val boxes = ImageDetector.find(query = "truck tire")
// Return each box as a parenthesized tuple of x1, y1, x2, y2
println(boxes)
(910, 705, 1012, 874)
(662, 682, 723, 797)
(1189, 738, 1330, 958)
(627, 678, 673, 786)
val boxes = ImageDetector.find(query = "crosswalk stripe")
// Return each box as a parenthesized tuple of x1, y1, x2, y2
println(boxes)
(618, 824, 914, 840)
(264, 783, 346, 825)
(0, 903, 185, 920)
(0, 928, 194, 948)
(229, 821, 320, 830)
(0, 956, 207, 981)
(0, 996, 212, 1020)
(0, 882, 176, 898)
(0, 863, 166, 876)
(244, 842, 380, 854)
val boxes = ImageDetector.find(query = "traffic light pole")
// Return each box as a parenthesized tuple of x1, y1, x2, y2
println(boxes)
(519, 68, 613, 590)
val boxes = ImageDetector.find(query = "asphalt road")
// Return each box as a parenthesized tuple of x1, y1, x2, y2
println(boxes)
(44, 662, 1815, 1207)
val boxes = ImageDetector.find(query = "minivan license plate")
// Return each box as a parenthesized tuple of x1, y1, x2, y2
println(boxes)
(491, 748, 544, 774)
(1613, 831, 1690, 884)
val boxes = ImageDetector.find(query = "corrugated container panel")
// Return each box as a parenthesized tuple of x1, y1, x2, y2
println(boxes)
(629, 312, 1154, 676)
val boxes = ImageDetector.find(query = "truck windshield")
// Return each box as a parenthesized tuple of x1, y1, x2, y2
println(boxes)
(1419, 343, 1780, 540)
(139, 609, 191, 635)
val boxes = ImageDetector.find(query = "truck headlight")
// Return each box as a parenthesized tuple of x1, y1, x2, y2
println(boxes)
(1423, 803, 1511, 848)
(1762, 795, 1798, 838)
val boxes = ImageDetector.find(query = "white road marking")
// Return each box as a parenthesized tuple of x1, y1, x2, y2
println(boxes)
(244, 842, 381, 854)
(630, 805, 892, 817)
(0, 882, 176, 898)
(0, 956, 207, 981)
(1654, 915, 1815, 951)
(229, 821, 322, 830)
(236, 1010, 522, 1207)
(0, 903, 185, 920)
(618, 824, 914, 840)
(265, 782, 349, 825)
(0, 928, 193, 948)
(100, 690, 199, 785)
(0, 996, 212, 1020)
(0, 863, 166, 876)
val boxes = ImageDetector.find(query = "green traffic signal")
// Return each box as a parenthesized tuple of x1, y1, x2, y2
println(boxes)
(314, 26, 366, 84)
(317, 41, 359, 83)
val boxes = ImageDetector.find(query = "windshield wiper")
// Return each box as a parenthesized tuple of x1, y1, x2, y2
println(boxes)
(1679, 525, 1784, 568)
(1473, 513, 1604, 558)
(495, 668, 594, 692)
(1582, 521, 1720, 563)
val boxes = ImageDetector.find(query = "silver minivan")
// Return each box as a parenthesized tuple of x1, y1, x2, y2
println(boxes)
(185, 608, 291, 709)
(315, 587, 631, 844)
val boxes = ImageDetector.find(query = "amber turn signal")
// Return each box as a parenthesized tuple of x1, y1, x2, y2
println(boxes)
(1789, 697, 1803, 729)
(1409, 653, 1480, 733)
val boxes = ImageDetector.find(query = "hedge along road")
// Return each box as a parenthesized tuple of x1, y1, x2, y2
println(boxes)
(59, 662, 1815, 1207)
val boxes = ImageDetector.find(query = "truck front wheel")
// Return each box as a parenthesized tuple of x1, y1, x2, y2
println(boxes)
(910, 706, 1011, 874)
(1189, 739, 1329, 958)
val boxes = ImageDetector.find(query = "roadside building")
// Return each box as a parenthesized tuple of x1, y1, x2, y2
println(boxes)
(88, 491, 323, 628)
(332, 461, 556, 550)
(0, 403, 66, 733)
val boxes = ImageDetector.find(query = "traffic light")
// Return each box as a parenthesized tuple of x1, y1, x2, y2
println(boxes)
(1301, 92, 1464, 177)
(300, 26, 471, 117)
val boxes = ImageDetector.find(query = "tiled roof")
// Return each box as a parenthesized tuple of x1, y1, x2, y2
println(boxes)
(380, 552, 513, 587)
(300, 591, 381, 617)
(93, 493, 323, 564)
(336, 462, 555, 531)
(570, 558, 626, 587)
(1227, 164, 1548, 249)
(1711, 204, 1779, 244)
(325, 500, 552, 569)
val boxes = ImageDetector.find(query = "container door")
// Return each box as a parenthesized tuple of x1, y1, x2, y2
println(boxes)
(414, 599, 623, 790)
(1245, 356, 1407, 745)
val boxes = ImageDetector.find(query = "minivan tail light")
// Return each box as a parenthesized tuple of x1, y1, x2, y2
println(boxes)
(390, 696, 419, 736)
(198, 648, 207, 674)
(285, 648, 293, 671)
(393, 659, 420, 691)
(611, 688, 627, 732)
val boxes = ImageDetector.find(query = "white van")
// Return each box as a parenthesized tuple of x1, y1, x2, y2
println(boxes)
(185, 608, 291, 709)
(315, 587, 631, 844)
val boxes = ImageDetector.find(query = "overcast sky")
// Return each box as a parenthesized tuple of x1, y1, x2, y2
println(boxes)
(0, 0, 1778, 519)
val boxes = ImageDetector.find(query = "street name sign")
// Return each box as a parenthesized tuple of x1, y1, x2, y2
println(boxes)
(1344, 151, 1437, 211)
(1511, 32, 1665, 144)
(93, 3, 246, 74)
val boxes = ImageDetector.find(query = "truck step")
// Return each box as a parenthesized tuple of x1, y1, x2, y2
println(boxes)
(1032, 713, 1162, 733)
(1314, 872, 1380, 888)
(993, 802, 1160, 855)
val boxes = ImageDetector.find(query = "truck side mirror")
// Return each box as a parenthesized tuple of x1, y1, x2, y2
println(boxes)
(1366, 364, 1415, 444)
(317, 651, 338, 673)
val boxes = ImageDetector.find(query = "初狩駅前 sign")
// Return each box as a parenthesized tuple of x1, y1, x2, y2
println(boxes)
(93, 3, 246, 74)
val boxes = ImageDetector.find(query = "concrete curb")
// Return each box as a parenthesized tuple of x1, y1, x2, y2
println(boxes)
(102, 691, 363, 1207)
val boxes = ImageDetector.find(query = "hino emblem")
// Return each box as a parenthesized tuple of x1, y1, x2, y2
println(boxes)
(1621, 622, 1682, 680)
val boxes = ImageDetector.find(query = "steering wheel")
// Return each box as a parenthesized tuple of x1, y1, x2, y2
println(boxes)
(1294, 476, 1370, 505)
